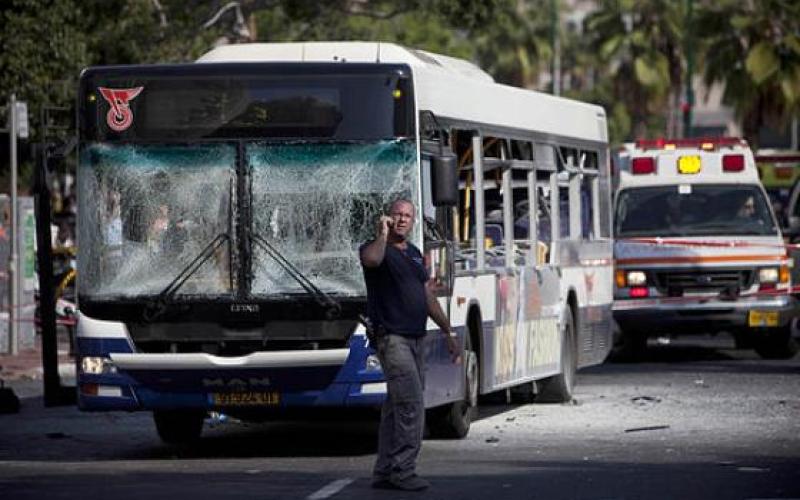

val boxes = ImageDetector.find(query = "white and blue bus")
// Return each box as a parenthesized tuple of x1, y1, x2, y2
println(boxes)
(76, 42, 613, 443)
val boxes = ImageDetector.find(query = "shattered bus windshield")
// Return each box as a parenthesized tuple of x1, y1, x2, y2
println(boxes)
(77, 140, 418, 300)
(78, 144, 236, 299)
(249, 140, 418, 297)
(615, 184, 778, 237)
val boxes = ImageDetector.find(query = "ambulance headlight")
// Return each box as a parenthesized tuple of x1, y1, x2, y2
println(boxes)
(758, 268, 779, 284)
(365, 354, 382, 371)
(81, 356, 117, 375)
(626, 271, 647, 286)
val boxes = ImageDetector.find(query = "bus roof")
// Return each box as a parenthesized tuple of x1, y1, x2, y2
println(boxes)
(197, 42, 608, 145)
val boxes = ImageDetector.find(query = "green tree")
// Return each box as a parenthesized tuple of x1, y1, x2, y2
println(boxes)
(471, 0, 552, 88)
(83, 0, 221, 66)
(0, 0, 91, 138)
(0, 0, 93, 191)
(252, 0, 550, 89)
(253, 1, 473, 58)
(583, 0, 684, 140)
(695, 0, 800, 147)
(0, 0, 223, 192)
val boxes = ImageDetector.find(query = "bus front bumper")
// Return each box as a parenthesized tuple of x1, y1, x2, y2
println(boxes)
(76, 337, 387, 412)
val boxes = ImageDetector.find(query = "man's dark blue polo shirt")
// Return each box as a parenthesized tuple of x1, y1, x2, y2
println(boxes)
(360, 241, 428, 337)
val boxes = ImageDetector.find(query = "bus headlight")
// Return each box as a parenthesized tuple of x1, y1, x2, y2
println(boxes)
(81, 356, 117, 375)
(626, 271, 647, 286)
(759, 267, 779, 284)
(365, 354, 382, 371)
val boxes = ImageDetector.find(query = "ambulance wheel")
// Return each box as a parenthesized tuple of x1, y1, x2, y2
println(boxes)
(154, 410, 205, 444)
(731, 329, 754, 350)
(537, 306, 577, 403)
(754, 323, 798, 360)
(427, 334, 478, 439)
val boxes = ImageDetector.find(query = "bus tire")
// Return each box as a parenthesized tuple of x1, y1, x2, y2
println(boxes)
(427, 333, 478, 439)
(754, 322, 798, 360)
(153, 410, 205, 444)
(537, 306, 577, 403)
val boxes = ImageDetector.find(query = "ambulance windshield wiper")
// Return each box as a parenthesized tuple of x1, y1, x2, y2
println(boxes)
(144, 233, 230, 321)
(251, 234, 342, 320)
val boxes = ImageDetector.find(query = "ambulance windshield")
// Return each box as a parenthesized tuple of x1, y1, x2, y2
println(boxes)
(615, 184, 778, 237)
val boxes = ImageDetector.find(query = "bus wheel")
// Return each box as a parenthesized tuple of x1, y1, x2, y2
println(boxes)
(427, 334, 478, 439)
(754, 322, 798, 360)
(153, 410, 205, 444)
(537, 307, 577, 403)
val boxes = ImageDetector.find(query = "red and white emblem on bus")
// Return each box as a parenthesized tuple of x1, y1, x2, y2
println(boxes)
(98, 86, 144, 132)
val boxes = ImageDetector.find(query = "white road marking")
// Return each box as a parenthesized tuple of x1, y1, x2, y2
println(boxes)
(306, 478, 355, 500)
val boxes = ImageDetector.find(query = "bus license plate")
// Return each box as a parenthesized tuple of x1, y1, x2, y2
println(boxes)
(748, 310, 778, 327)
(210, 392, 280, 406)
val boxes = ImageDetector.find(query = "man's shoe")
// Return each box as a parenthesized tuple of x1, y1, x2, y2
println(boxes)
(389, 475, 430, 491)
(371, 477, 393, 489)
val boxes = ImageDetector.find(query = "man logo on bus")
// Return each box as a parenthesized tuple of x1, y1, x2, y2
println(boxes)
(98, 86, 143, 132)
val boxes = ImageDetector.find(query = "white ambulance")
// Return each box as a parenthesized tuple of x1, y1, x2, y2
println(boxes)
(613, 138, 797, 359)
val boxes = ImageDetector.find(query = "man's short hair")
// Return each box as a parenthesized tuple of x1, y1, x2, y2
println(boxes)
(387, 197, 415, 215)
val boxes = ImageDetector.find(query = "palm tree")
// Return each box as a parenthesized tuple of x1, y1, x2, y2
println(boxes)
(583, 0, 684, 139)
(471, 0, 553, 89)
(695, 0, 800, 147)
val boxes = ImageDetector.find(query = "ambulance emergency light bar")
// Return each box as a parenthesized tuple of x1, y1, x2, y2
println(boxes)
(630, 137, 748, 175)
(635, 137, 748, 151)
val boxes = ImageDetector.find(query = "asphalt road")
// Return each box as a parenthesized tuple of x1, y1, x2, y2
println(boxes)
(1, 335, 798, 500)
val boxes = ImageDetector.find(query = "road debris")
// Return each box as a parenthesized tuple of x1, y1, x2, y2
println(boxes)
(624, 425, 670, 433)
(736, 466, 769, 473)
(630, 396, 661, 406)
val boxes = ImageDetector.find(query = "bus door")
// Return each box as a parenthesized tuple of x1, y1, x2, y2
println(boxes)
(523, 143, 562, 380)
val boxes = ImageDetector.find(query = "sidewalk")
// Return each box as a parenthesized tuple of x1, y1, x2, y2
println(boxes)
(0, 333, 75, 382)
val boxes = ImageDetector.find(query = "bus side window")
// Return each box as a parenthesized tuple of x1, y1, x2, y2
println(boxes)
(536, 183, 552, 264)
(581, 150, 600, 240)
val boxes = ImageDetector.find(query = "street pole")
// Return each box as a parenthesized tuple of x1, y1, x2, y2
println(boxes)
(8, 94, 18, 356)
(683, 0, 694, 138)
(551, 0, 561, 96)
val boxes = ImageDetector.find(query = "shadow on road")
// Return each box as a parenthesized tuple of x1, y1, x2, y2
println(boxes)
(597, 336, 800, 376)
(2, 455, 799, 500)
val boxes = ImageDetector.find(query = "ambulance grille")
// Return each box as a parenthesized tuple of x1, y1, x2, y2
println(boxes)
(654, 269, 754, 294)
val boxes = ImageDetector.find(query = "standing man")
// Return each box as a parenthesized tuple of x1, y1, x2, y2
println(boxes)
(360, 198, 460, 492)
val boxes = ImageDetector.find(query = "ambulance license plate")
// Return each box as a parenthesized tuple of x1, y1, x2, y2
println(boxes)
(748, 310, 778, 327)
(210, 392, 280, 406)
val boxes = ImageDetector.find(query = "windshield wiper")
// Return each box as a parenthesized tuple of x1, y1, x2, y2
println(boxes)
(144, 233, 231, 321)
(251, 234, 342, 320)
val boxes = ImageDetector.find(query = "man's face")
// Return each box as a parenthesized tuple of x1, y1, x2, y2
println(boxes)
(389, 200, 415, 240)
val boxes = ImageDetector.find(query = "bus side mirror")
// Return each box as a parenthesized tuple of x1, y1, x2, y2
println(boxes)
(431, 153, 458, 207)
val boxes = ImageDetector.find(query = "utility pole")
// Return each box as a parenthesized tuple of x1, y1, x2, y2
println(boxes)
(551, 0, 561, 96)
(682, 0, 694, 138)
(8, 94, 18, 355)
